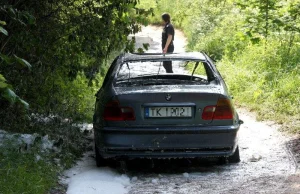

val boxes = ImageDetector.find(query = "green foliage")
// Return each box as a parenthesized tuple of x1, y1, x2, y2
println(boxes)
(284, 1, 300, 33)
(0, 1, 151, 192)
(0, 26, 8, 35)
(0, 19, 30, 109)
(0, 0, 152, 127)
(145, 0, 300, 132)
(218, 39, 300, 131)
(236, 0, 281, 41)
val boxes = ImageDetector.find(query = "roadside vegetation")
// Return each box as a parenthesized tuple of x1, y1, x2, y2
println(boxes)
(139, 0, 300, 132)
(0, 0, 151, 193)
(1, 0, 299, 192)
(0, 120, 89, 193)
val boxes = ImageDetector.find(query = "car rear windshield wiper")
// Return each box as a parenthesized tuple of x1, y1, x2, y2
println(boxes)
(116, 79, 160, 86)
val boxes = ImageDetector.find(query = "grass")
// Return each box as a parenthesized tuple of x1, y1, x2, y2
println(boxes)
(217, 42, 300, 132)
(0, 120, 90, 194)
(0, 151, 58, 194)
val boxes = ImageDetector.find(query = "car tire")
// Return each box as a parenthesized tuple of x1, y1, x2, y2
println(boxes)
(228, 146, 240, 163)
(95, 144, 107, 167)
(217, 156, 227, 165)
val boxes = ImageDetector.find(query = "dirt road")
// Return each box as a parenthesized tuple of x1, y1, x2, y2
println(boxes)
(63, 26, 298, 194)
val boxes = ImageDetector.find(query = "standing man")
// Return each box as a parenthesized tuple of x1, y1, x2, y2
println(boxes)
(161, 13, 175, 73)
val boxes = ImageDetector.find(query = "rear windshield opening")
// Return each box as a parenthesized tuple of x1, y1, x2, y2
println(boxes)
(115, 60, 213, 87)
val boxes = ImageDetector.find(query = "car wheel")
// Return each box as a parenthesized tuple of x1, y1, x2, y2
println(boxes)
(95, 144, 107, 167)
(228, 146, 240, 163)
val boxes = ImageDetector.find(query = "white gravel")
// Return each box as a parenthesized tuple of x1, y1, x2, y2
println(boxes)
(62, 152, 131, 194)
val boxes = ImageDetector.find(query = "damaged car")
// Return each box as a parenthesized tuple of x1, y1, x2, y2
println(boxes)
(93, 52, 242, 166)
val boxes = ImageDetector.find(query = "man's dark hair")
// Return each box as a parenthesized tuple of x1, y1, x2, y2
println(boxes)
(161, 13, 171, 23)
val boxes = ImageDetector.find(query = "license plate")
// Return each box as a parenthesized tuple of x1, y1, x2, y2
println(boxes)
(145, 107, 192, 118)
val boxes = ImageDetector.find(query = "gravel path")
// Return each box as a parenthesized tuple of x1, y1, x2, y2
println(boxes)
(128, 109, 296, 194)
(64, 26, 297, 194)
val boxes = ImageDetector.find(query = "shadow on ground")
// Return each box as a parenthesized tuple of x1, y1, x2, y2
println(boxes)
(105, 157, 235, 175)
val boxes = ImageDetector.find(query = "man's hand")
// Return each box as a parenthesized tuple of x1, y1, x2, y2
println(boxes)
(163, 47, 168, 53)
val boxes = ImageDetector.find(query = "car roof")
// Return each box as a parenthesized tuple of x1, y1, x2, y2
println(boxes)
(122, 52, 207, 62)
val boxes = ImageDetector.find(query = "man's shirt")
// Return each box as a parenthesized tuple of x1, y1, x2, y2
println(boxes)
(162, 23, 175, 49)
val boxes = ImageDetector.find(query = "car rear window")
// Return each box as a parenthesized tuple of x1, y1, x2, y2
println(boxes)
(115, 60, 211, 87)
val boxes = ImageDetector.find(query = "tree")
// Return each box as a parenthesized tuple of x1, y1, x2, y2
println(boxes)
(236, 0, 280, 43)
(0, 0, 152, 127)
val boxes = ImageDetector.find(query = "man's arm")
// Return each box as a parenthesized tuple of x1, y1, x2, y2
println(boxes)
(163, 34, 173, 53)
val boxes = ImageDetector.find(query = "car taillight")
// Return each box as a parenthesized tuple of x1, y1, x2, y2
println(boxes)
(202, 98, 234, 120)
(214, 98, 234, 119)
(202, 106, 216, 120)
(104, 101, 135, 121)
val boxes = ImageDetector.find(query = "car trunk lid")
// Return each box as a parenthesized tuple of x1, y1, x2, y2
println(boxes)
(108, 85, 223, 126)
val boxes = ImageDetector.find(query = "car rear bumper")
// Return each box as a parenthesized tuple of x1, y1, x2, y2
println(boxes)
(95, 125, 240, 159)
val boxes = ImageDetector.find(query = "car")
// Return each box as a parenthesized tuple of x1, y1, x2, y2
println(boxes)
(93, 52, 243, 166)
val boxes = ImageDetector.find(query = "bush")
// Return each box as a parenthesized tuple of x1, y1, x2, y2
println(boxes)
(218, 38, 300, 131)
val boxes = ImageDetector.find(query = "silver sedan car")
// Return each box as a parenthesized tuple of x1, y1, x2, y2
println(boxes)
(93, 52, 242, 166)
